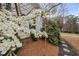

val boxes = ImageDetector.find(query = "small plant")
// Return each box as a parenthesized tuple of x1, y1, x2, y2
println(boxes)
(30, 33, 38, 41)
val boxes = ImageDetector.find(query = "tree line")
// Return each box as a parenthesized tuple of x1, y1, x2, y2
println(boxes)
(54, 15, 79, 34)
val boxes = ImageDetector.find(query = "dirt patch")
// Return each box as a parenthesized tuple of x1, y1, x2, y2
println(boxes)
(16, 38, 58, 56)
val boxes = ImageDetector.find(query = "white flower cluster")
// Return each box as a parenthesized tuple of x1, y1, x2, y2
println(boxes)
(17, 27, 30, 39)
(1, 9, 12, 16)
(0, 36, 22, 55)
(37, 31, 48, 38)
(30, 29, 48, 39)
(30, 29, 39, 38)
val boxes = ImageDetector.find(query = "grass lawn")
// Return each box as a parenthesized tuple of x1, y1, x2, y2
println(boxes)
(60, 32, 79, 40)
(17, 38, 58, 56)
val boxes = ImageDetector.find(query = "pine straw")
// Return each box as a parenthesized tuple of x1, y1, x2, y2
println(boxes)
(16, 38, 58, 56)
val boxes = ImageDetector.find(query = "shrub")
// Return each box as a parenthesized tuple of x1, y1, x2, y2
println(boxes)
(43, 20, 60, 45)
(30, 29, 38, 41)
(48, 37, 59, 46)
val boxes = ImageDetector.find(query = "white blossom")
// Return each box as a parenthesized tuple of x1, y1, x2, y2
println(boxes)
(42, 31, 48, 38)
(0, 37, 4, 40)
(11, 47, 16, 51)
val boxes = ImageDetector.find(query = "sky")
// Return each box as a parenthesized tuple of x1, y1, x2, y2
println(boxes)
(40, 3, 79, 16)
(65, 3, 79, 16)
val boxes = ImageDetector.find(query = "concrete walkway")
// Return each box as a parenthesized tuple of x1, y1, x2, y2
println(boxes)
(58, 40, 78, 56)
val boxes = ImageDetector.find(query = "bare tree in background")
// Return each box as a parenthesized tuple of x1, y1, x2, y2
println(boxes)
(55, 4, 68, 32)
(66, 15, 78, 33)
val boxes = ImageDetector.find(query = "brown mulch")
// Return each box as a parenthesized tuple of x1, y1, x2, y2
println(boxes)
(16, 38, 59, 56)
(61, 36, 79, 54)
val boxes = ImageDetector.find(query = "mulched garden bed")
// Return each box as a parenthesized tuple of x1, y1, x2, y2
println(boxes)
(16, 38, 58, 56)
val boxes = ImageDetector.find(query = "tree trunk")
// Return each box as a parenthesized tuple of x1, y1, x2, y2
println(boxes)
(0, 3, 2, 10)
(18, 4, 22, 16)
(15, 3, 19, 16)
